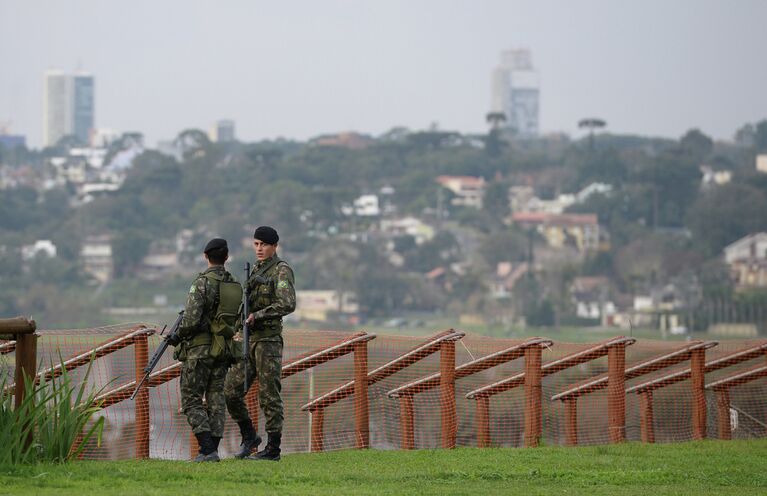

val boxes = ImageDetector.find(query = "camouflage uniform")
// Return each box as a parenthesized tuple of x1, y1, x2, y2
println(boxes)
(224, 255, 295, 434)
(177, 266, 237, 438)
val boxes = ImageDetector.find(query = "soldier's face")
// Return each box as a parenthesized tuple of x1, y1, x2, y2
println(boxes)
(253, 240, 277, 261)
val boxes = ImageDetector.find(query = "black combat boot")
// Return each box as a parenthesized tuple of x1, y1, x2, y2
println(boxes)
(192, 431, 220, 462)
(248, 432, 281, 461)
(234, 420, 261, 459)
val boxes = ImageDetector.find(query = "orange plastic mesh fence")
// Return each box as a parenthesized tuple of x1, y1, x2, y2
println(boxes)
(2, 326, 766, 460)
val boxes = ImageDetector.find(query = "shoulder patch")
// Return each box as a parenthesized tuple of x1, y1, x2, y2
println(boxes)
(277, 280, 290, 289)
(189, 284, 197, 294)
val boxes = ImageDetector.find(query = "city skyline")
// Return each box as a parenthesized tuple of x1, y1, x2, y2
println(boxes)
(1, 1, 767, 147)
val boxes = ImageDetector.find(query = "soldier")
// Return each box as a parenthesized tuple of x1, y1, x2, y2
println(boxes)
(225, 226, 295, 461)
(167, 238, 241, 462)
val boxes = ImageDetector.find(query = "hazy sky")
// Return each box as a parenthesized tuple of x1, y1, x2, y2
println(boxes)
(1, 0, 766, 147)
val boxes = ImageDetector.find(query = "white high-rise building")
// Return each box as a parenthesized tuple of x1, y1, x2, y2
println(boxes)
(490, 49, 539, 137)
(43, 71, 94, 147)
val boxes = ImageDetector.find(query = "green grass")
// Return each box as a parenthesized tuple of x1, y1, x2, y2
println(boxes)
(1, 440, 765, 495)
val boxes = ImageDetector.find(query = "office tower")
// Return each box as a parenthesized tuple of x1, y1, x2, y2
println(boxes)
(43, 71, 94, 147)
(73, 74, 95, 145)
(210, 119, 235, 142)
(490, 49, 540, 137)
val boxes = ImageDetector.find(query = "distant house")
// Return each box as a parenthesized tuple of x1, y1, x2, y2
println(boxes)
(724, 233, 767, 289)
(81, 235, 113, 283)
(137, 251, 180, 280)
(21, 240, 57, 261)
(756, 154, 767, 174)
(570, 276, 615, 322)
(541, 214, 600, 252)
(508, 185, 535, 213)
(379, 217, 435, 245)
(699, 165, 732, 188)
(524, 194, 575, 214)
(310, 132, 375, 150)
(724, 233, 767, 264)
(511, 212, 600, 252)
(491, 262, 528, 299)
(294, 290, 359, 323)
(575, 182, 613, 203)
(436, 175, 485, 209)
(352, 194, 380, 216)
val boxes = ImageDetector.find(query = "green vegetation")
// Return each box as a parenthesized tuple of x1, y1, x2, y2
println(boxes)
(0, 361, 105, 464)
(4, 120, 767, 329)
(0, 440, 765, 495)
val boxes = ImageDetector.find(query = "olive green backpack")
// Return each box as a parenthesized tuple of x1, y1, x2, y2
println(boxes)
(204, 272, 243, 360)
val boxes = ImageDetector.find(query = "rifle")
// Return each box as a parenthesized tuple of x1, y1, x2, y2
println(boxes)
(242, 262, 251, 395)
(130, 310, 185, 401)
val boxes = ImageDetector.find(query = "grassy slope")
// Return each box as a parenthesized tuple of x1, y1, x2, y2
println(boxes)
(1, 440, 765, 496)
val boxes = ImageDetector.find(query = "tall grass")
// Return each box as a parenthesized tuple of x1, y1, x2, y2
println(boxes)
(0, 357, 106, 464)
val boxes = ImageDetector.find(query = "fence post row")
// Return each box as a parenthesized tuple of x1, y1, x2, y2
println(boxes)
(626, 341, 767, 443)
(305, 330, 465, 452)
(8, 321, 766, 458)
(706, 364, 767, 440)
(553, 340, 720, 446)
(389, 336, 552, 449)
(466, 337, 634, 448)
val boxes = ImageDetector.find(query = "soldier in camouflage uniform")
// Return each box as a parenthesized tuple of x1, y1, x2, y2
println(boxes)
(224, 226, 295, 461)
(167, 238, 239, 463)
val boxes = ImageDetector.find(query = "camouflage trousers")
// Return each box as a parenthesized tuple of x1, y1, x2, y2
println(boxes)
(180, 356, 228, 438)
(224, 336, 284, 433)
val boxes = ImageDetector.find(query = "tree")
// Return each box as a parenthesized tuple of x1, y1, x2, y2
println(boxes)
(680, 129, 713, 162)
(687, 183, 767, 256)
(111, 229, 153, 278)
(486, 112, 507, 130)
(175, 129, 212, 160)
(756, 120, 767, 152)
(479, 229, 528, 266)
(578, 118, 606, 150)
(482, 181, 511, 220)
(734, 123, 755, 148)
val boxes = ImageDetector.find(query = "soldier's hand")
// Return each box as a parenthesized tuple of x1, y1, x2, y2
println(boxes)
(246, 313, 255, 325)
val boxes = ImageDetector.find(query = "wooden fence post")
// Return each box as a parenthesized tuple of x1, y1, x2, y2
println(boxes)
(639, 390, 655, 443)
(476, 396, 490, 448)
(607, 343, 626, 443)
(353, 341, 370, 449)
(14, 332, 38, 411)
(134, 333, 150, 459)
(190, 431, 198, 459)
(310, 408, 325, 452)
(691, 348, 707, 440)
(565, 398, 578, 446)
(400, 395, 415, 450)
(440, 340, 456, 449)
(716, 389, 731, 440)
(524, 345, 542, 447)
(246, 383, 259, 431)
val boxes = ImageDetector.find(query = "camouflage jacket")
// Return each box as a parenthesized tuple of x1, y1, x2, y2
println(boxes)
(247, 255, 296, 338)
(178, 265, 237, 346)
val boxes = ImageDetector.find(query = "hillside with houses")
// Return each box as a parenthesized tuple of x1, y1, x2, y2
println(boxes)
(2, 122, 767, 335)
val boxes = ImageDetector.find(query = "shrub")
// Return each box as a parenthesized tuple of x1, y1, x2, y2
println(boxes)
(0, 357, 106, 464)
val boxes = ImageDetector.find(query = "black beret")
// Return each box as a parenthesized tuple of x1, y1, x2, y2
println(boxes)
(204, 238, 228, 253)
(254, 226, 279, 245)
